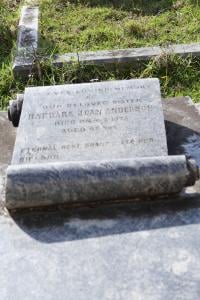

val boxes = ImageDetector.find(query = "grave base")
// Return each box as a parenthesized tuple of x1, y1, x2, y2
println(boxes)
(0, 97, 200, 299)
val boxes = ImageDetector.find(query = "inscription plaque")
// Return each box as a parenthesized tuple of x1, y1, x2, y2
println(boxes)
(11, 78, 168, 165)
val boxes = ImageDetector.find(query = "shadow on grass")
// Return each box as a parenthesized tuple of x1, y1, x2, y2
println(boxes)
(58, 0, 174, 15)
(39, 35, 59, 56)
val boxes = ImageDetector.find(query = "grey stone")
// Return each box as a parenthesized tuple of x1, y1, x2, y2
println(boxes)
(8, 94, 24, 127)
(6, 155, 198, 209)
(6, 78, 174, 208)
(0, 113, 16, 165)
(54, 43, 200, 66)
(0, 97, 200, 299)
(14, 43, 200, 76)
(6, 81, 200, 208)
(195, 103, 200, 113)
(13, 6, 39, 76)
(163, 97, 200, 166)
(11, 78, 168, 165)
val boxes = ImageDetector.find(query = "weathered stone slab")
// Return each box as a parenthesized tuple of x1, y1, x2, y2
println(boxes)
(7, 155, 195, 209)
(53, 43, 200, 66)
(11, 78, 168, 165)
(163, 97, 200, 166)
(0, 113, 16, 165)
(0, 112, 16, 210)
(17, 6, 39, 53)
(6, 79, 171, 208)
(195, 103, 200, 113)
(0, 98, 200, 300)
(14, 41, 200, 77)
(13, 6, 39, 76)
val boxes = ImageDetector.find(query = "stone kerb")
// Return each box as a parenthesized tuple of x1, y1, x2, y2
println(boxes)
(13, 6, 39, 77)
(13, 7, 200, 78)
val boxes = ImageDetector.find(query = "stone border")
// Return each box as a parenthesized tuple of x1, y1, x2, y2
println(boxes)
(53, 43, 200, 66)
(13, 6, 200, 77)
(13, 6, 39, 76)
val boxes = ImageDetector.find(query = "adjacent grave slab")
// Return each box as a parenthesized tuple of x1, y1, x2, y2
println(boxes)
(0, 97, 200, 299)
(54, 43, 200, 66)
(14, 41, 200, 77)
(13, 6, 39, 76)
(12, 78, 167, 165)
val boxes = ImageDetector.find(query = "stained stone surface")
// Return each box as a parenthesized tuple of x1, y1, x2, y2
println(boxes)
(163, 96, 200, 166)
(17, 6, 38, 52)
(15, 42, 200, 76)
(6, 155, 191, 209)
(13, 6, 39, 76)
(0, 97, 200, 299)
(54, 43, 200, 66)
(12, 78, 167, 165)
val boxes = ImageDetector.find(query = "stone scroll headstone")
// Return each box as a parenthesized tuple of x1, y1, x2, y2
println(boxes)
(5, 79, 199, 208)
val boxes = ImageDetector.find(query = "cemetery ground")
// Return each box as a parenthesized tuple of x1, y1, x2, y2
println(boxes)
(0, 0, 200, 110)
(1, 2, 200, 298)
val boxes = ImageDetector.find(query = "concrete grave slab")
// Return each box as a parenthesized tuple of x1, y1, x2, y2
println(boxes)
(54, 43, 200, 67)
(0, 97, 200, 299)
(13, 6, 39, 76)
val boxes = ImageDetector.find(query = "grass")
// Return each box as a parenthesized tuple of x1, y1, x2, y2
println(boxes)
(0, 0, 200, 109)
(40, 0, 200, 53)
(0, 1, 22, 109)
(0, 1, 19, 67)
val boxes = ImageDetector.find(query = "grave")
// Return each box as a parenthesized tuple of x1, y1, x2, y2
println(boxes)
(6, 78, 199, 208)
(0, 96, 200, 299)
(1, 4, 200, 298)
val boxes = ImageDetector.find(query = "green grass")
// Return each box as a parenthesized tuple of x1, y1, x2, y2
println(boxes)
(0, 0, 22, 109)
(0, 0, 200, 109)
(40, 0, 200, 53)
(0, 1, 19, 67)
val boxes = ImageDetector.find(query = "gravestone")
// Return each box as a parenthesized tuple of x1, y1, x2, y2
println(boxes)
(12, 78, 167, 164)
(5, 79, 199, 208)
